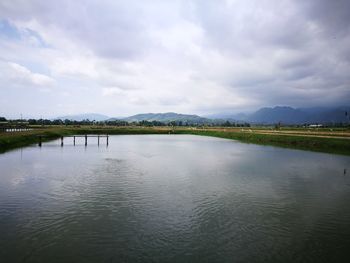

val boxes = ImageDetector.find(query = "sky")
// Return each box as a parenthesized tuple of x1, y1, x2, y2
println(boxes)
(0, 0, 349, 118)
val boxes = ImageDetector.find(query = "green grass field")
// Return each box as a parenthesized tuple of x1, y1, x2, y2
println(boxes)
(1, 126, 350, 155)
(178, 129, 350, 155)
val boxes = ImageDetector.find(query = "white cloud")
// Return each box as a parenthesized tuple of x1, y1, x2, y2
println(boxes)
(1, 61, 54, 88)
(0, 0, 349, 117)
(102, 87, 124, 96)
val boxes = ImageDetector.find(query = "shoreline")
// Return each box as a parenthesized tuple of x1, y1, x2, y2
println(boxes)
(1, 126, 350, 156)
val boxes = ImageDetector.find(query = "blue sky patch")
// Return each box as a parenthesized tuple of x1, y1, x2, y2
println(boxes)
(0, 19, 50, 48)
(0, 19, 21, 40)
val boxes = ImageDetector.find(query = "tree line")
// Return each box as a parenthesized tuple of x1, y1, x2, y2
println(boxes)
(0, 117, 250, 127)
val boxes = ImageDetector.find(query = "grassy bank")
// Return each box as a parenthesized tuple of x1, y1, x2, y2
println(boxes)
(0, 127, 173, 153)
(1, 126, 350, 156)
(177, 129, 350, 156)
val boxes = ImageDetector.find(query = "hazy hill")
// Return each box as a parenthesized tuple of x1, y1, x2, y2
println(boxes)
(121, 112, 213, 124)
(55, 106, 350, 125)
(223, 106, 350, 124)
(56, 113, 110, 121)
(247, 106, 308, 124)
(310, 106, 350, 124)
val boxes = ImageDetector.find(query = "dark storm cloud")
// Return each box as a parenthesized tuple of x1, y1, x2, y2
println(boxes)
(301, 0, 350, 35)
(185, 0, 350, 109)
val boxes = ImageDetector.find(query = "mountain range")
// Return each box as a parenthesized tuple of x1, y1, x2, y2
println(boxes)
(56, 106, 350, 125)
(234, 106, 350, 124)
(119, 112, 214, 124)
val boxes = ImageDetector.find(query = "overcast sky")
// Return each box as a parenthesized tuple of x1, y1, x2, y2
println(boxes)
(0, 0, 349, 118)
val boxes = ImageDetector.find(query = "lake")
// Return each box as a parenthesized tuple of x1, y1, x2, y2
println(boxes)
(1, 135, 350, 262)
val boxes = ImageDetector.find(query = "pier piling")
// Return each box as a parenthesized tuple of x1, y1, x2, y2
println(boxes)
(37, 134, 109, 147)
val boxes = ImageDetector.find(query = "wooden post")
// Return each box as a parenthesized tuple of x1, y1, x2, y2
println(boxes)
(38, 136, 42, 147)
(85, 135, 87, 146)
(61, 136, 64, 147)
(73, 136, 76, 146)
(107, 135, 109, 146)
(98, 135, 100, 146)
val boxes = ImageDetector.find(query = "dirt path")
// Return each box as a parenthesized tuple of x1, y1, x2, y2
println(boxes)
(200, 128, 350, 139)
(245, 130, 350, 140)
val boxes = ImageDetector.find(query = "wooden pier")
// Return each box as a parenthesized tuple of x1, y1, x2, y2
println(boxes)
(38, 135, 109, 147)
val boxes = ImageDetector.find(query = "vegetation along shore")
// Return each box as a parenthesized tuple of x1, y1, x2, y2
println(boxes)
(1, 126, 350, 156)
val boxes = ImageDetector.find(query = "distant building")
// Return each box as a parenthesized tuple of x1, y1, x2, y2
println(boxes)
(309, 124, 323, 128)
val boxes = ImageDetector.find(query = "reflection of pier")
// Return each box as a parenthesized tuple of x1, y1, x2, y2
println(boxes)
(38, 135, 109, 147)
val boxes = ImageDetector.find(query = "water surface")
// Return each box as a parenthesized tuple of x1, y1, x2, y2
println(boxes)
(1, 135, 350, 262)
